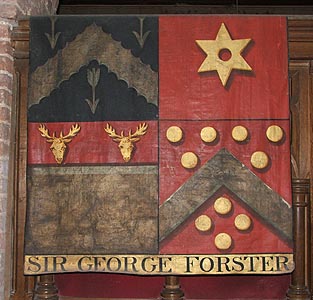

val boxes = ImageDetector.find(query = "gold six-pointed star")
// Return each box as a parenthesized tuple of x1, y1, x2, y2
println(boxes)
(196, 23, 252, 86)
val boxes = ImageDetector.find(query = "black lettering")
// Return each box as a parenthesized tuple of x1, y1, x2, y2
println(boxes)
(185, 256, 199, 273)
(107, 257, 122, 272)
(141, 257, 157, 273)
(93, 257, 104, 271)
(261, 256, 274, 272)
(217, 256, 231, 272)
(53, 256, 67, 272)
(232, 256, 244, 272)
(244, 256, 259, 272)
(43, 257, 49, 272)
(78, 256, 93, 271)
(276, 256, 289, 272)
(200, 257, 214, 272)
(27, 256, 41, 273)
(123, 257, 138, 273)
(159, 257, 172, 273)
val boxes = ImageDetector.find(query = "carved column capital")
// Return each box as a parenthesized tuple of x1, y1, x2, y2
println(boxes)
(160, 276, 184, 300)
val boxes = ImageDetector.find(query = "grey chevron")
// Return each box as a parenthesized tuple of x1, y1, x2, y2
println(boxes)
(159, 148, 292, 244)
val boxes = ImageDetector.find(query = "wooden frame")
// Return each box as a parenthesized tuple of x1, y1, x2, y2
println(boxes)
(9, 17, 313, 300)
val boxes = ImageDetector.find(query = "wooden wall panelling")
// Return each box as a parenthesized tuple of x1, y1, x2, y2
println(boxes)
(289, 63, 312, 297)
(11, 19, 60, 300)
(11, 19, 36, 300)
(289, 18, 313, 298)
(288, 61, 313, 300)
(289, 61, 312, 180)
(310, 63, 313, 299)
(288, 19, 313, 60)
(58, 4, 313, 15)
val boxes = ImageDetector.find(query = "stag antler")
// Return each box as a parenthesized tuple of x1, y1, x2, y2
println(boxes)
(38, 123, 81, 165)
(104, 123, 149, 162)
(104, 124, 123, 142)
(38, 124, 55, 142)
(61, 124, 81, 141)
(129, 123, 148, 141)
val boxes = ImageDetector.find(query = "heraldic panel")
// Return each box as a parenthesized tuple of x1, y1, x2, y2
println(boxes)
(24, 15, 293, 276)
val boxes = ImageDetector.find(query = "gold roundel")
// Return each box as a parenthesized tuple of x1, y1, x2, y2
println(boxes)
(232, 125, 248, 142)
(266, 125, 284, 143)
(200, 127, 217, 143)
(215, 233, 232, 250)
(251, 151, 269, 169)
(195, 215, 212, 232)
(214, 197, 232, 215)
(166, 126, 183, 143)
(181, 152, 198, 169)
(234, 214, 251, 231)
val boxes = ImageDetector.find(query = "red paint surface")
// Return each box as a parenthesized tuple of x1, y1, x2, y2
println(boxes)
(56, 273, 290, 299)
(160, 189, 292, 254)
(28, 121, 158, 165)
(159, 120, 291, 204)
(159, 16, 289, 120)
(159, 120, 292, 254)
(40, 16, 291, 299)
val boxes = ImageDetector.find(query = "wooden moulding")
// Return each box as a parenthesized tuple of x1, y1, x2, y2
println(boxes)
(33, 276, 58, 300)
(287, 179, 311, 300)
(288, 19, 313, 60)
(160, 276, 184, 300)
(10, 18, 34, 300)
(11, 18, 59, 300)
(11, 19, 30, 59)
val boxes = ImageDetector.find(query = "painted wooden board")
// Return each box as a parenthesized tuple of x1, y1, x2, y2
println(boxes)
(25, 16, 292, 279)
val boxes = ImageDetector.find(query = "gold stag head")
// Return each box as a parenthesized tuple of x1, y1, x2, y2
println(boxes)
(38, 124, 81, 164)
(104, 123, 148, 162)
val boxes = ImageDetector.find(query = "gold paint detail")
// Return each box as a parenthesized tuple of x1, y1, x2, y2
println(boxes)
(38, 124, 80, 164)
(251, 151, 269, 169)
(195, 215, 212, 232)
(215, 233, 232, 250)
(85, 67, 100, 114)
(132, 17, 151, 48)
(200, 126, 217, 143)
(232, 125, 248, 142)
(24, 254, 294, 275)
(29, 24, 158, 108)
(181, 152, 198, 169)
(196, 23, 252, 86)
(214, 197, 232, 215)
(266, 125, 284, 143)
(166, 126, 183, 143)
(234, 214, 252, 231)
(104, 123, 148, 162)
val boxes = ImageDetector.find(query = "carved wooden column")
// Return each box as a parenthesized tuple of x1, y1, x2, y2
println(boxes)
(12, 20, 59, 300)
(11, 19, 35, 300)
(33, 276, 58, 300)
(286, 179, 311, 300)
(289, 20, 313, 295)
(160, 276, 184, 300)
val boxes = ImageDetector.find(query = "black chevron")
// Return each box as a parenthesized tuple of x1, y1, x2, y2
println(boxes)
(159, 148, 292, 244)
